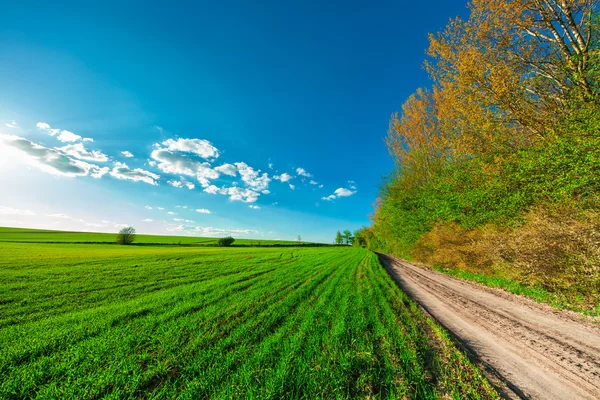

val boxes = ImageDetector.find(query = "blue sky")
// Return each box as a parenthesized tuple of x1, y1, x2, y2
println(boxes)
(0, 1, 467, 243)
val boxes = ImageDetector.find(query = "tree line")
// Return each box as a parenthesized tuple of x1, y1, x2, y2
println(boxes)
(357, 0, 600, 309)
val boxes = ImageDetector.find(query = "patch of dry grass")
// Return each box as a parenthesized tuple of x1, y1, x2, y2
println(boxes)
(412, 200, 600, 313)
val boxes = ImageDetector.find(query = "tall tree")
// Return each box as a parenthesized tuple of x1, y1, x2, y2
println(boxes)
(335, 230, 343, 245)
(342, 230, 353, 245)
(426, 0, 600, 150)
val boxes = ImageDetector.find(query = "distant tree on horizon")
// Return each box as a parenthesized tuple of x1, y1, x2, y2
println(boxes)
(342, 230, 353, 245)
(217, 236, 235, 246)
(297, 235, 302, 243)
(116, 227, 136, 245)
(335, 230, 343, 245)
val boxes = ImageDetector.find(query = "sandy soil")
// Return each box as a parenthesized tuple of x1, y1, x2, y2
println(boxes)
(378, 253, 600, 400)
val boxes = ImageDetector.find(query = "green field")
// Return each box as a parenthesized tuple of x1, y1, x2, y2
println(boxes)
(0, 231, 497, 399)
(0, 227, 301, 246)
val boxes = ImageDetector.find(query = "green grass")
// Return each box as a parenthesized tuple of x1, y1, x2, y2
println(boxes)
(0, 239, 497, 399)
(0, 227, 302, 246)
(432, 266, 600, 317)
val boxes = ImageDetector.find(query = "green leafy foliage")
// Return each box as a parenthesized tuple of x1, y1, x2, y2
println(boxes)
(216, 236, 235, 246)
(116, 226, 136, 245)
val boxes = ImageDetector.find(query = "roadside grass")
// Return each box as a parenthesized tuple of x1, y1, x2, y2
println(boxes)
(432, 266, 600, 317)
(0, 240, 497, 399)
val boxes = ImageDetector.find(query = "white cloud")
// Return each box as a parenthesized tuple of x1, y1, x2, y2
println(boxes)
(321, 186, 356, 201)
(234, 162, 270, 191)
(219, 186, 260, 203)
(167, 225, 259, 237)
(56, 130, 82, 143)
(0, 134, 109, 178)
(248, 205, 260, 210)
(36, 122, 53, 131)
(142, 218, 154, 222)
(296, 167, 312, 177)
(174, 218, 195, 223)
(109, 162, 160, 185)
(319, 184, 324, 188)
(46, 213, 71, 219)
(144, 205, 153, 210)
(335, 187, 355, 197)
(148, 160, 157, 167)
(121, 151, 134, 158)
(203, 185, 220, 194)
(56, 143, 109, 162)
(197, 226, 258, 237)
(289, 184, 295, 190)
(196, 208, 212, 214)
(214, 163, 237, 176)
(36, 122, 90, 143)
(167, 177, 195, 190)
(157, 207, 165, 211)
(0, 206, 35, 216)
(309, 180, 318, 185)
(151, 149, 219, 188)
(274, 172, 292, 182)
(158, 138, 219, 159)
(167, 211, 176, 215)
(348, 180, 357, 190)
(268, 163, 274, 169)
(5, 120, 18, 128)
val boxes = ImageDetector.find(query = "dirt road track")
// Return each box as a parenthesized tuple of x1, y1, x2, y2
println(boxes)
(378, 253, 600, 400)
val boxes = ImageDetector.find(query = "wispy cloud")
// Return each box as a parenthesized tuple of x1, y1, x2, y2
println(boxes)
(1, 134, 109, 178)
(0, 206, 35, 216)
(248, 205, 261, 210)
(56, 143, 109, 162)
(121, 151, 134, 158)
(167, 177, 195, 190)
(36, 122, 91, 143)
(157, 138, 219, 159)
(196, 208, 212, 214)
(109, 162, 159, 185)
(5, 120, 18, 129)
(235, 162, 270, 191)
(296, 167, 312, 177)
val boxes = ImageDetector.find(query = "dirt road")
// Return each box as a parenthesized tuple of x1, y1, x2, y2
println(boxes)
(378, 253, 600, 400)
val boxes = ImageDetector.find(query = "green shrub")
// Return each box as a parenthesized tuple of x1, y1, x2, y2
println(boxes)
(217, 236, 235, 246)
(116, 227, 136, 245)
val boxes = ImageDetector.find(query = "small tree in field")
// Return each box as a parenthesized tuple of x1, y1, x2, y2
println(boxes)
(342, 229, 353, 245)
(335, 230, 343, 245)
(116, 227, 136, 245)
(217, 236, 235, 246)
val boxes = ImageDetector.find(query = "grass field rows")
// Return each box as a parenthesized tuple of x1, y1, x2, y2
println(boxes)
(0, 229, 497, 399)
